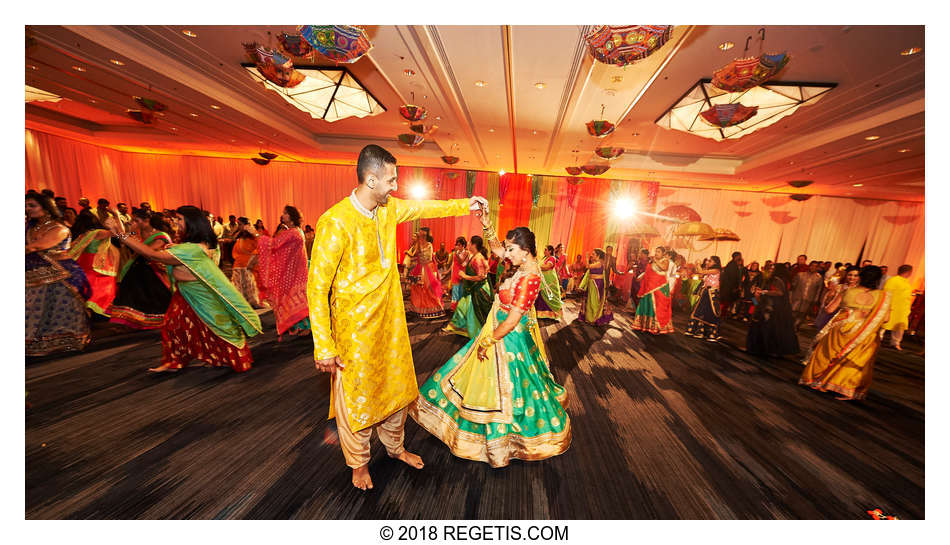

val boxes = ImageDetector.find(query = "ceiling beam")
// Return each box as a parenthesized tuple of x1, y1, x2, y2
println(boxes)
(501, 26, 518, 174)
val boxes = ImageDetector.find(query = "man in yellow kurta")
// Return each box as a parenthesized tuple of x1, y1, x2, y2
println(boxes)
(882, 264, 914, 350)
(308, 144, 486, 490)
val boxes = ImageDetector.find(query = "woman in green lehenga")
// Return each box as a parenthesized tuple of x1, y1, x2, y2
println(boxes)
(412, 219, 571, 468)
(443, 235, 493, 338)
(535, 245, 563, 320)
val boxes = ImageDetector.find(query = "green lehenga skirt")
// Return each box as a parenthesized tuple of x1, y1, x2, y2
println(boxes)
(412, 302, 571, 467)
(443, 278, 493, 338)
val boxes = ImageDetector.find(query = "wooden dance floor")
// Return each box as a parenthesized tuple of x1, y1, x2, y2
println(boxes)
(25, 298, 924, 519)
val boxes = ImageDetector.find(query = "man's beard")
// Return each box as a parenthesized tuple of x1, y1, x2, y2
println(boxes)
(377, 192, 391, 205)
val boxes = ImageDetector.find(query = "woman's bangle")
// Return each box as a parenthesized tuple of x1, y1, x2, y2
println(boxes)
(482, 223, 498, 240)
(478, 335, 499, 349)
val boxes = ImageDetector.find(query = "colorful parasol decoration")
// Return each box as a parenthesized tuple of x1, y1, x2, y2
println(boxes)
(397, 133, 425, 147)
(712, 51, 790, 92)
(623, 223, 660, 237)
(252, 157, 271, 166)
(585, 25, 674, 67)
(243, 43, 305, 88)
(700, 103, 758, 128)
(674, 221, 715, 238)
(566, 177, 584, 185)
(399, 104, 428, 122)
(441, 156, 460, 165)
(595, 146, 625, 160)
(789, 194, 812, 201)
(410, 123, 438, 136)
(565, 166, 582, 176)
(259, 152, 278, 160)
(581, 164, 610, 176)
(299, 25, 372, 64)
(126, 110, 155, 124)
(787, 180, 813, 188)
(698, 228, 740, 242)
(277, 32, 314, 57)
(586, 119, 615, 138)
(133, 96, 167, 112)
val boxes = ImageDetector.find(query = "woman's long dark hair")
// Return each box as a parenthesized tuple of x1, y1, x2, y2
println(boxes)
(707, 255, 722, 269)
(149, 212, 172, 234)
(176, 205, 218, 248)
(283, 205, 302, 227)
(495, 227, 536, 291)
(858, 265, 883, 289)
(470, 235, 487, 260)
(70, 209, 103, 238)
(26, 191, 63, 223)
(771, 263, 791, 287)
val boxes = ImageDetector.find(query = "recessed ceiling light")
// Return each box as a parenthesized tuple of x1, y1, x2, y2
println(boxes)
(423, 95, 427, 99)
(230, 139, 236, 143)
(900, 47, 922, 56)
(534, 82, 546, 89)
(719, 41, 735, 51)
(864, 135, 880, 141)
(27, 65, 38, 70)
(853, 183, 863, 187)
(156, 112, 165, 117)
(474, 80, 486, 87)
(435, 116, 441, 120)
(258, 140, 264, 144)
(109, 59, 125, 66)
(499, 169, 505, 175)
(610, 76, 623, 84)
(898, 148, 910, 153)
(71, 66, 86, 72)
(532, 130, 538, 135)
(403, 68, 415, 77)
(488, 128, 495, 133)
(632, 132, 640, 137)
(190, 113, 199, 118)
(210, 104, 221, 110)
(170, 127, 177, 131)
(182, 29, 198, 38)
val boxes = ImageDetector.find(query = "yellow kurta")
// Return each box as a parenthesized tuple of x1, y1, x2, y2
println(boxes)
(308, 195, 470, 432)
(882, 275, 912, 330)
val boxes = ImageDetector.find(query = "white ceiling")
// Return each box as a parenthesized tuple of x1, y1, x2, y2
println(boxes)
(25, 25, 924, 201)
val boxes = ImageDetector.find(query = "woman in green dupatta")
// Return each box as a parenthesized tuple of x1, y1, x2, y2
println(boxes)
(442, 235, 493, 338)
(65, 210, 120, 317)
(577, 248, 614, 326)
(103, 206, 262, 373)
(535, 245, 563, 320)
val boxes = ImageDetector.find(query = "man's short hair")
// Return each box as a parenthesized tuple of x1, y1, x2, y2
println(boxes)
(97, 198, 109, 206)
(41, 189, 55, 198)
(732, 251, 741, 259)
(798, 254, 807, 260)
(897, 264, 913, 275)
(357, 144, 397, 184)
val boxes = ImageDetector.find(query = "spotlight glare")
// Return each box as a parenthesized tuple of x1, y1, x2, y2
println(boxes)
(498, 169, 506, 176)
(612, 198, 637, 220)
(409, 185, 428, 200)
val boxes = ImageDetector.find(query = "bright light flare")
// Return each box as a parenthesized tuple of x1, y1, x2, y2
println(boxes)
(499, 169, 506, 176)
(409, 185, 429, 200)
(612, 197, 637, 220)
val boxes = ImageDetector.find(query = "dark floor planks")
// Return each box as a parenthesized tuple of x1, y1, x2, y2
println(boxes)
(25, 299, 924, 519)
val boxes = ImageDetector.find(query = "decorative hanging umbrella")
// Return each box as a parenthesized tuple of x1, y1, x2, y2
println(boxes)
(674, 221, 715, 237)
(700, 103, 758, 127)
(565, 166, 582, 176)
(698, 227, 741, 255)
(133, 96, 167, 112)
(566, 177, 584, 185)
(259, 152, 278, 160)
(712, 30, 790, 92)
(581, 164, 610, 176)
(252, 157, 271, 166)
(399, 93, 428, 122)
(623, 223, 660, 237)
(789, 194, 812, 201)
(126, 110, 155, 124)
(585, 25, 674, 67)
(787, 180, 813, 188)
(397, 133, 425, 147)
(277, 32, 314, 57)
(441, 155, 460, 165)
(586, 119, 615, 138)
(299, 25, 372, 64)
(595, 146, 625, 160)
(243, 43, 305, 88)
(444, 171, 459, 179)
(410, 123, 438, 136)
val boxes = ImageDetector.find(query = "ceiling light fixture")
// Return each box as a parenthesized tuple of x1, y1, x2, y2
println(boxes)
(244, 64, 384, 122)
(611, 76, 623, 83)
(900, 47, 922, 56)
(719, 41, 735, 51)
(25, 85, 62, 103)
(532, 130, 538, 135)
(71, 66, 86, 72)
(864, 135, 880, 141)
(853, 183, 864, 187)
(435, 116, 441, 120)
(182, 29, 198, 38)
(170, 127, 178, 131)
(109, 59, 125, 66)
(89, 99, 96, 103)
(656, 78, 836, 141)
(499, 169, 506, 176)
(488, 128, 495, 133)
(190, 113, 199, 118)
(210, 104, 221, 110)
(404, 68, 415, 77)
(27, 64, 38, 70)
(534, 82, 546, 89)
(474, 80, 487, 87)
(898, 148, 910, 153)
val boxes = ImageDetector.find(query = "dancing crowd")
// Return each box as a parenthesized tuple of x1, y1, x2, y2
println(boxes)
(26, 144, 923, 491)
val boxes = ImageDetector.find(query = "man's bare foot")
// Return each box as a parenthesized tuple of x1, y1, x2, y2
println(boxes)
(352, 465, 373, 490)
(392, 450, 424, 469)
(147, 364, 180, 373)
(834, 394, 853, 401)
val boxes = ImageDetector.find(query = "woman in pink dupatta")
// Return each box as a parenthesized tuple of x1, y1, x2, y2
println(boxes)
(408, 227, 445, 319)
(257, 205, 311, 337)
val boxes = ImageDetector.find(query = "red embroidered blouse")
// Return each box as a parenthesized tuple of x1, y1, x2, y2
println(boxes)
(498, 272, 542, 313)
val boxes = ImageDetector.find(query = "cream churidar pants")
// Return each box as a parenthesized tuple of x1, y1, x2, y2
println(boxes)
(333, 372, 407, 468)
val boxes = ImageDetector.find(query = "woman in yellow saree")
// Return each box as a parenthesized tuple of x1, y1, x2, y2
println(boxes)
(799, 266, 891, 401)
